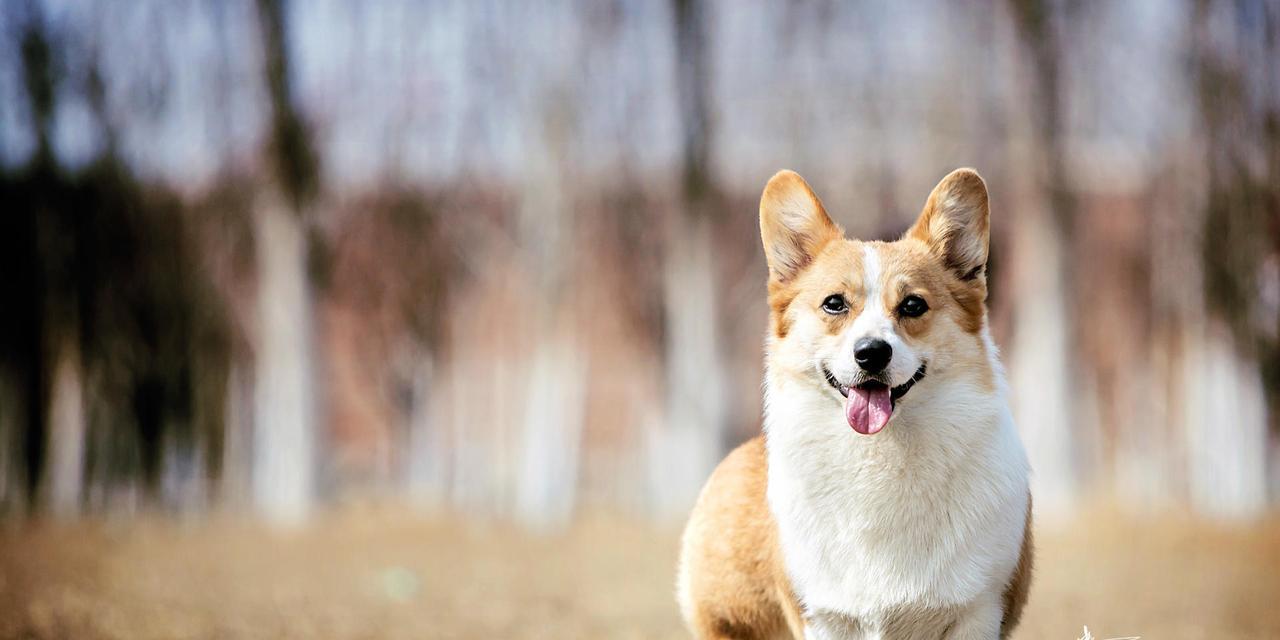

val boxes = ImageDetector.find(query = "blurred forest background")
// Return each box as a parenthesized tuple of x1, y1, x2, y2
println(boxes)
(0, 0, 1279, 637)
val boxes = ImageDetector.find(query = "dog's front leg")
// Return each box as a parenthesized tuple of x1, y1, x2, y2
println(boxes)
(943, 592, 1003, 640)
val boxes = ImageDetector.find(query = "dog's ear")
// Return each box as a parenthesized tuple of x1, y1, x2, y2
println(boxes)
(759, 170, 842, 283)
(907, 168, 990, 282)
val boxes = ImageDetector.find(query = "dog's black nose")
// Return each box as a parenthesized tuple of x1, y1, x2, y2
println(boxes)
(854, 338, 892, 373)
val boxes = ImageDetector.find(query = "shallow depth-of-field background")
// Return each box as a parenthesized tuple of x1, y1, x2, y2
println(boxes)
(2, 0, 1279, 638)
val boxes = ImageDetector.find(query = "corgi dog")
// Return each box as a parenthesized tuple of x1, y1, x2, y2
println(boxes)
(677, 169, 1032, 639)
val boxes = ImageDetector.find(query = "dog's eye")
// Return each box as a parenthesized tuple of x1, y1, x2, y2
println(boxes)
(821, 294, 848, 315)
(897, 295, 928, 318)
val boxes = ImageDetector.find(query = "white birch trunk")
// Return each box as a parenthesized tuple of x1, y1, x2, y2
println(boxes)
(44, 339, 86, 519)
(252, 201, 316, 524)
(1008, 217, 1077, 517)
(1113, 364, 1174, 510)
(515, 335, 586, 529)
(651, 215, 726, 519)
(1181, 323, 1268, 518)
(505, 94, 588, 528)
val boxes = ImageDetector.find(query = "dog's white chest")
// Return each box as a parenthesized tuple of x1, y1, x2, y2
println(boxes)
(765, 390, 1028, 635)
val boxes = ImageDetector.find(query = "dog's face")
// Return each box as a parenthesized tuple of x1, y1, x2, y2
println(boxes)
(760, 169, 994, 434)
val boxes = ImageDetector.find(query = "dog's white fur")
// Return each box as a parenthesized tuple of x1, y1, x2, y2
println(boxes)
(763, 242, 1030, 639)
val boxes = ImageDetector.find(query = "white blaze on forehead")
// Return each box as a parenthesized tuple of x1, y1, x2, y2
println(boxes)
(850, 244, 891, 338)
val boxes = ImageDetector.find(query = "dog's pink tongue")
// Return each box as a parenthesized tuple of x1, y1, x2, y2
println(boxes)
(845, 386, 893, 435)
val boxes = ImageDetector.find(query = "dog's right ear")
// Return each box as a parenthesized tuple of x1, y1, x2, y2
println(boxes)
(759, 170, 842, 283)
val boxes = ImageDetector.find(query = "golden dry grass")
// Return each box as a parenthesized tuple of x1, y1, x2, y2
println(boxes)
(0, 505, 1277, 639)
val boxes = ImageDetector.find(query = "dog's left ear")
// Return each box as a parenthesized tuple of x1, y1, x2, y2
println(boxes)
(906, 168, 990, 282)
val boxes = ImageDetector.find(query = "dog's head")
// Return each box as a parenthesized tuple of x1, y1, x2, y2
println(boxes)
(760, 168, 995, 435)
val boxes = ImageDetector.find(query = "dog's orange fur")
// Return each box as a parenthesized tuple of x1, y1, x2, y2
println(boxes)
(1000, 495, 1034, 634)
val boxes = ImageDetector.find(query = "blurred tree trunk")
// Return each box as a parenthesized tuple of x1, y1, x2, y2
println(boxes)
(1186, 0, 1272, 517)
(10, 4, 88, 518)
(406, 356, 446, 505)
(1266, 0, 1280, 503)
(652, 0, 727, 518)
(42, 337, 85, 518)
(251, 0, 319, 524)
(252, 201, 316, 523)
(515, 335, 586, 528)
(221, 361, 254, 509)
(10, 4, 55, 516)
(0, 375, 19, 513)
(1005, 0, 1080, 514)
(513, 94, 587, 530)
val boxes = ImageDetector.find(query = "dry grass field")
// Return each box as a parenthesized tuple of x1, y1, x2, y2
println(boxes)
(1, 505, 1277, 639)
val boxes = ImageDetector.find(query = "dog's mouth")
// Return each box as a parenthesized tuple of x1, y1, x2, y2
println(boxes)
(822, 363, 927, 435)
(821, 364, 927, 404)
